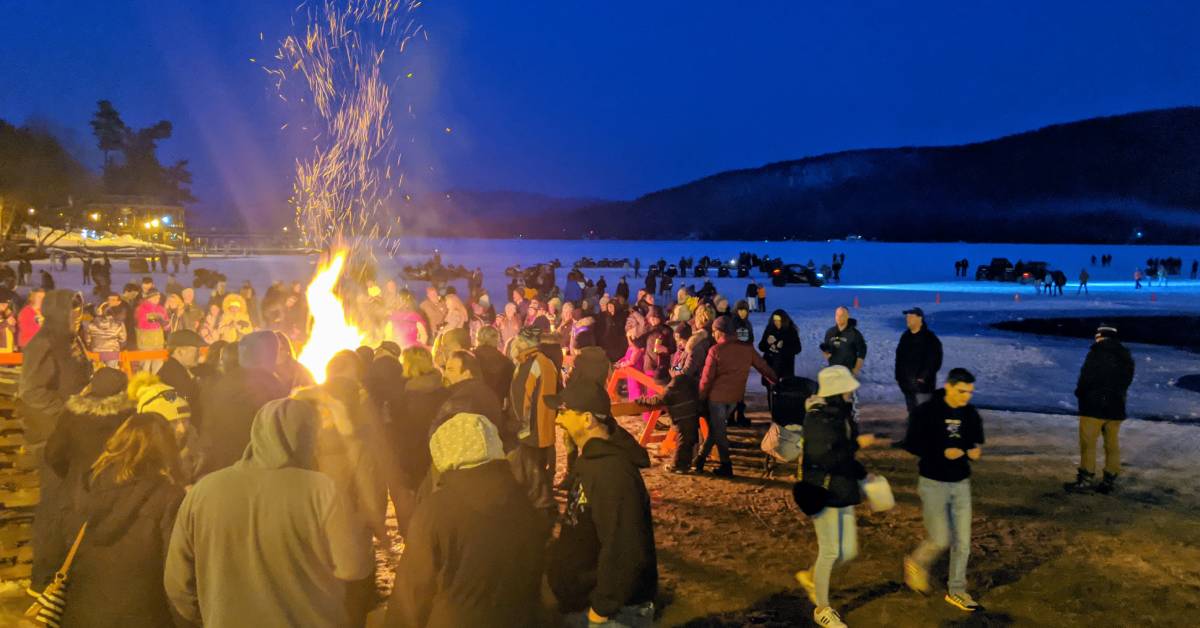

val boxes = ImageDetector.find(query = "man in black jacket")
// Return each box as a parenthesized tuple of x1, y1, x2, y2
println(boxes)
(821, 306, 866, 375)
(547, 383, 657, 627)
(895, 307, 944, 414)
(435, 351, 511, 448)
(1065, 324, 1135, 494)
(18, 289, 91, 587)
(158, 329, 206, 410)
(902, 368, 984, 613)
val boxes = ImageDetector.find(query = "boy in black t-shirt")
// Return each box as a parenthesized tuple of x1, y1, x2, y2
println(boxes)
(902, 368, 985, 613)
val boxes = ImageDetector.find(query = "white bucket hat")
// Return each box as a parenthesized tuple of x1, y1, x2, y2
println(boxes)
(817, 365, 860, 398)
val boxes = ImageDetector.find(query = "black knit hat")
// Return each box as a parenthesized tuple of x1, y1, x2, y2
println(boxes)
(87, 367, 128, 398)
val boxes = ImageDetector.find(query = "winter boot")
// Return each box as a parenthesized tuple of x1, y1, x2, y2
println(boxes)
(1064, 468, 1096, 493)
(713, 463, 734, 478)
(1096, 471, 1118, 495)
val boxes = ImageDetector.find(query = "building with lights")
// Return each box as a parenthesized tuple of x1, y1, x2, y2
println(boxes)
(55, 195, 188, 246)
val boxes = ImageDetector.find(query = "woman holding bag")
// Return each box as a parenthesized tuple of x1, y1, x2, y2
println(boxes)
(57, 413, 186, 628)
(792, 366, 876, 628)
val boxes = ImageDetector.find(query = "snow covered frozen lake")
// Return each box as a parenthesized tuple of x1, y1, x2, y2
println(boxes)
(46, 238, 1200, 421)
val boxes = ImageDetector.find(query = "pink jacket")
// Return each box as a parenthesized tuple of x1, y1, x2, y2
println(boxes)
(389, 310, 428, 349)
(135, 301, 167, 331)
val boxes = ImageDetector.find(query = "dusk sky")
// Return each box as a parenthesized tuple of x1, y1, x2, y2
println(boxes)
(3, 0, 1200, 225)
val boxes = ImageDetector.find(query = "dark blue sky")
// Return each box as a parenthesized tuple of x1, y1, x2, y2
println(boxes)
(3, 1, 1199, 225)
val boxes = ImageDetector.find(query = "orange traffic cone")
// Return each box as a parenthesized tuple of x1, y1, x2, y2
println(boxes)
(935, 292, 942, 304)
(1014, 293, 1021, 302)
(853, 296, 860, 308)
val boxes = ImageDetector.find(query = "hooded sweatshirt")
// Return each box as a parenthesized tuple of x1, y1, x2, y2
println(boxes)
(548, 426, 658, 617)
(165, 398, 371, 628)
(18, 290, 91, 445)
(823, 318, 867, 370)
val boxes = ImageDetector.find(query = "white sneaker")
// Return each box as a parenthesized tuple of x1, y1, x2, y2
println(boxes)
(945, 591, 982, 612)
(814, 606, 848, 627)
(794, 569, 817, 605)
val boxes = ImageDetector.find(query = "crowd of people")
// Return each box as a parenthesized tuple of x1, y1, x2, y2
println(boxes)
(10, 250, 1139, 628)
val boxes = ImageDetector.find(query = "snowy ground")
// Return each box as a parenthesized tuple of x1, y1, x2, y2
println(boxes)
(40, 238, 1200, 421)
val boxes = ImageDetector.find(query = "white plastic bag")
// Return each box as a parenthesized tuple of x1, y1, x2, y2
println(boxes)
(761, 423, 803, 462)
(860, 474, 895, 512)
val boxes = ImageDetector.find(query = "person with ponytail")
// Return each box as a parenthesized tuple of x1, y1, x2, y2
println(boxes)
(58, 413, 186, 627)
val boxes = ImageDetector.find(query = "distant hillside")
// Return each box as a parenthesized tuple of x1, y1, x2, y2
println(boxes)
(490, 107, 1200, 242)
(399, 189, 604, 236)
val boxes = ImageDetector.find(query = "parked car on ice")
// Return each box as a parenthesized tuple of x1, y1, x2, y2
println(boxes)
(975, 257, 1016, 281)
(770, 264, 825, 287)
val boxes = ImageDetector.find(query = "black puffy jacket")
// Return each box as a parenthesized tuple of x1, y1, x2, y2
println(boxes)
(1075, 339, 1135, 420)
(800, 396, 865, 508)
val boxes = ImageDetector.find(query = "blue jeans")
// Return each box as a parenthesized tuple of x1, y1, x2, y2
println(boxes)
(564, 602, 655, 628)
(810, 505, 858, 608)
(911, 477, 972, 594)
(696, 402, 734, 468)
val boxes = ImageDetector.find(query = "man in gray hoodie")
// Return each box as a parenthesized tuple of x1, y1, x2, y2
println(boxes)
(165, 398, 371, 628)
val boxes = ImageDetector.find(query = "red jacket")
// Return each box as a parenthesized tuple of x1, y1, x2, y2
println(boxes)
(17, 305, 41, 348)
(699, 339, 777, 404)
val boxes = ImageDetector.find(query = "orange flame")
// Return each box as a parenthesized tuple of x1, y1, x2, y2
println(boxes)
(297, 251, 365, 384)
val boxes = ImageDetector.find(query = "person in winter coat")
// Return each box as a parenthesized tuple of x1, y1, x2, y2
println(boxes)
(38, 368, 133, 589)
(600, 300, 629, 363)
(758, 309, 802, 391)
(165, 398, 372, 628)
(435, 351, 509, 445)
(59, 412, 186, 628)
(135, 289, 168, 372)
(496, 302, 522, 350)
(199, 302, 222, 345)
(902, 368, 985, 613)
(697, 316, 777, 477)
(442, 292, 470, 331)
(509, 331, 562, 519)
(639, 327, 702, 474)
(389, 347, 449, 529)
(821, 306, 867, 374)
(547, 383, 658, 628)
(640, 307, 677, 384)
(215, 293, 254, 342)
(299, 352, 391, 627)
(389, 289, 431, 349)
(384, 413, 547, 628)
(474, 326, 516, 403)
(196, 331, 290, 474)
(1064, 324, 1135, 494)
(894, 307, 944, 415)
(130, 372, 207, 484)
(615, 277, 630, 301)
(420, 286, 447, 333)
(17, 287, 45, 348)
(19, 289, 91, 587)
(157, 329, 205, 414)
(86, 302, 127, 368)
(732, 300, 754, 344)
(794, 366, 875, 628)
(0, 299, 16, 353)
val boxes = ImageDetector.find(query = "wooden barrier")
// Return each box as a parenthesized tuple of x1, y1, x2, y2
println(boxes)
(605, 366, 708, 451)
(0, 349, 203, 375)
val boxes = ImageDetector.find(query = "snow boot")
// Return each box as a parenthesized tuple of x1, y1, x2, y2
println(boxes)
(1064, 468, 1096, 493)
(1096, 471, 1118, 495)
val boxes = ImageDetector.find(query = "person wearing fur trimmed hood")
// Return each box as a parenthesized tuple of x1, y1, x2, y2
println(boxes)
(38, 367, 134, 589)
(384, 413, 547, 628)
(215, 293, 253, 342)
